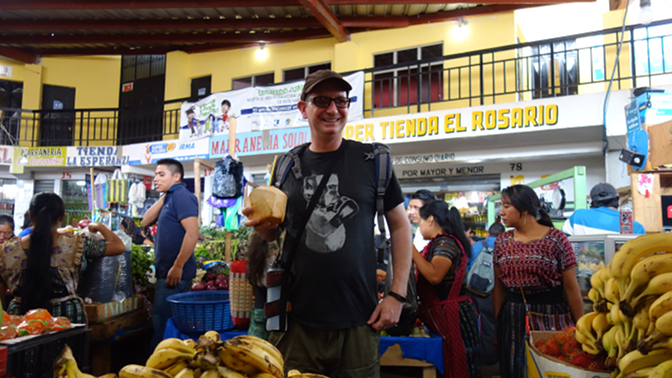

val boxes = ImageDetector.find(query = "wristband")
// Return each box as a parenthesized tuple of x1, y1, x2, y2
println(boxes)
(387, 291, 406, 303)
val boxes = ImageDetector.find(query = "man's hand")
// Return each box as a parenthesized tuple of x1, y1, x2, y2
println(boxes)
(242, 206, 279, 242)
(166, 264, 183, 288)
(367, 296, 403, 331)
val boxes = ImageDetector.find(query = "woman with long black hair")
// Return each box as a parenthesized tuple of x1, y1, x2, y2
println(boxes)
(493, 185, 583, 378)
(0, 192, 125, 323)
(413, 200, 479, 378)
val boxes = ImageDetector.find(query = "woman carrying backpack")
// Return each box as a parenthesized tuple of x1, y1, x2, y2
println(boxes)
(493, 185, 583, 378)
(412, 200, 479, 378)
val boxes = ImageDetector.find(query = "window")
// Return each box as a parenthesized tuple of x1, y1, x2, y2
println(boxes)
(283, 63, 331, 82)
(373, 44, 444, 108)
(633, 24, 672, 77)
(529, 41, 578, 99)
(232, 72, 275, 89)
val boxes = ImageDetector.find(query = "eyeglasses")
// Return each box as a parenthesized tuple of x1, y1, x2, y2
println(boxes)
(0, 232, 13, 238)
(307, 96, 351, 108)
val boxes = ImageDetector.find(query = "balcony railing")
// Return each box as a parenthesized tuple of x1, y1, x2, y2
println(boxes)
(2, 18, 672, 147)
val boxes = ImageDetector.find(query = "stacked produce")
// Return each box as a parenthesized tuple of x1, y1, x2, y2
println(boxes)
(572, 233, 672, 378)
(118, 332, 327, 378)
(1, 308, 71, 340)
(191, 273, 229, 292)
(54, 344, 116, 378)
(534, 327, 606, 369)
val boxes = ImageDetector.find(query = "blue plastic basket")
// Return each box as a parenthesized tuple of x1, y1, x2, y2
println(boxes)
(167, 291, 234, 333)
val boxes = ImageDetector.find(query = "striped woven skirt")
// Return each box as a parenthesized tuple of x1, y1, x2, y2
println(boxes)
(496, 288, 571, 378)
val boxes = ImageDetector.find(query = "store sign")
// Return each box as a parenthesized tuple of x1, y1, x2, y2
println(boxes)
(400, 165, 485, 178)
(209, 127, 310, 158)
(178, 72, 364, 140)
(15, 147, 66, 167)
(0, 146, 13, 166)
(122, 82, 133, 92)
(343, 92, 604, 145)
(0, 65, 12, 79)
(392, 153, 456, 165)
(127, 138, 209, 165)
(66, 146, 129, 167)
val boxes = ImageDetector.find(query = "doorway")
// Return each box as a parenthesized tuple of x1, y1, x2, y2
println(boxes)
(40, 84, 75, 146)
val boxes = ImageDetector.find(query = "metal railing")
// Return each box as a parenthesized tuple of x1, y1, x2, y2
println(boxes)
(2, 18, 672, 147)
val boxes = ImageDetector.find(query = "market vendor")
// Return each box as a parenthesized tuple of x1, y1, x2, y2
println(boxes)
(121, 217, 153, 245)
(0, 192, 125, 324)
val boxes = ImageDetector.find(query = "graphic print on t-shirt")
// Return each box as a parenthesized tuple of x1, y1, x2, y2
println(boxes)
(303, 173, 359, 253)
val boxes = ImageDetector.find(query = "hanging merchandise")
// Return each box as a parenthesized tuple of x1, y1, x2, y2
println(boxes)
(107, 169, 129, 204)
(212, 156, 245, 199)
(93, 172, 109, 210)
(224, 197, 242, 231)
(229, 259, 253, 328)
(207, 196, 238, 209)
(128, 179, 147, 207)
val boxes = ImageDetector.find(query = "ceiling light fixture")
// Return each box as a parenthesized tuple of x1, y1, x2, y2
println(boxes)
(451, 18, 469, 41)
(256, 44, 268, 60)
(640, 0, 653, 25)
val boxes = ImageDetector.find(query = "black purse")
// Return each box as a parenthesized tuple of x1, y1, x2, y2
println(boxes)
(264, 145, 345, 332)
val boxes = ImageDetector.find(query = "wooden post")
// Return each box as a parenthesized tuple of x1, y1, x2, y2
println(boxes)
(90, 167, 95, 218)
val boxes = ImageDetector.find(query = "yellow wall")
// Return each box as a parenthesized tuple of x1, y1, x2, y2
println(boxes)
(41, 56, 121, 109)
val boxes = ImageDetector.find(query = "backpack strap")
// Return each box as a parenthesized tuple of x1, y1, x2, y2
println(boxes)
(273, 143, 310, 187)
(370, 143, 392, 251)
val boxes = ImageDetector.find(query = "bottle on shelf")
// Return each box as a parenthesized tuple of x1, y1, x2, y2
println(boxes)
(619, 199, 634, 234)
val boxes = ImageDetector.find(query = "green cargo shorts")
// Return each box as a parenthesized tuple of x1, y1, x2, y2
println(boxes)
(269, 318, 381, 378)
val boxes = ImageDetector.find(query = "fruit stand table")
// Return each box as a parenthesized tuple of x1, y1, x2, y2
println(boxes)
(163, 317, 444, 377)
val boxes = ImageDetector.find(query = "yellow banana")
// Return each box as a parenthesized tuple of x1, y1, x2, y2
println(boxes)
(221, 339, 284, 378)
(200, 370, 219, 378)
(630, 272, 672, 311)
(582, 342, 600, 355)
(156, 338, 197, 355)
(204, 330, 221, 343)
(184, 339, 198, 349)
(252, 374, 278, 378)
(287, 371, 302, 378)
(610, 301, 624, 326)
(576, 312, 598, 342)
(622, 252, 672, 303)
(574, 328, 596, 350)
(605, 278, 620, 304)
(610, 233, 672, 297)
(649, 359, 672, 378)
(590, 270, 606, 298)
(98, 375, 118, 378)
(146, 348, 195, 370)
(217, 366, 249, 378)
(165, 360, 190, 377)
(633, 300, 653, 339)
(174, 368, 195, 378)
(655, 310, 672, 336)
(618, 348, 672, 377)
(650, 290, 672, 325)
(234, 335, 284, 368)
(628, 367, 655, 378)
(218, 347, 259, 375)
(118, 365, 173, 378)
(291, 374, 330, 378)
(588, 288, 601, 305)
(592, 312, 611, 340)
(193, 368, 203, 378)
(638, 330, 667, 355)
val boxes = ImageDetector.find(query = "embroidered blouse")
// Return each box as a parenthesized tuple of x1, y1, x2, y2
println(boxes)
(493, 228, 576, 291)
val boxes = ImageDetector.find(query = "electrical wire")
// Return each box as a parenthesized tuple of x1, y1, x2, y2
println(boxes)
(602, 4, 631, 155)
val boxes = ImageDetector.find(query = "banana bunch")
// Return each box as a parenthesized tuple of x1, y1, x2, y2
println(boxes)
(572, 233, 672, 378)
(54, 345, 118, 378)
(119, 332, 286, 378)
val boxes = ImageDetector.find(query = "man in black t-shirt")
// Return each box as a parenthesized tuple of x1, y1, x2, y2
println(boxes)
(244, 70, 411, 378)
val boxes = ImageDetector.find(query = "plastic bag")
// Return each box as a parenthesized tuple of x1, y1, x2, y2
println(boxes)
(212, 156, 244, 199)
(114, 230, 133, 299)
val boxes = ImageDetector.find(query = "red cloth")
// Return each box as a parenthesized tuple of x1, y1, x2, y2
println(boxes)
(416, 233, 472, 378)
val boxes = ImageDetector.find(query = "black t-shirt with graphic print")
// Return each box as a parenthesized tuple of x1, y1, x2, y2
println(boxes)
(279, 139, 404, 329)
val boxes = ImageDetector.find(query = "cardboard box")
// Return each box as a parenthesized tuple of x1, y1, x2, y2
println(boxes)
(647, 120, 672, 168)
(526, 331, 610, 378)
(85, 295, 142, 323)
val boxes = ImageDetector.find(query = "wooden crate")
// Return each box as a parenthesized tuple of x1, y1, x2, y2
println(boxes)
(85, 295, 143, 324)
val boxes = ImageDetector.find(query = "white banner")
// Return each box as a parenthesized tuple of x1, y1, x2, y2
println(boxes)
(127, 138, 209, 166)
(178, 71, 364, 140)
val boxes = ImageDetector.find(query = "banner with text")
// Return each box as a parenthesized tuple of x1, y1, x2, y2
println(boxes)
(209, 127, 311, 158)
(343, 92, 604, 145)
(0, 146, 13, 166)
(127, 138, 209, 165)
(15, 147, 67, 167)
(66, 146, 129, 167)
(179, 71, 364, 140)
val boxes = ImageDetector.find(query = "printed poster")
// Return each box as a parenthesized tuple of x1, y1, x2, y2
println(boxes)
(127, 138, 209, 166)
(178, 71, 364, 140)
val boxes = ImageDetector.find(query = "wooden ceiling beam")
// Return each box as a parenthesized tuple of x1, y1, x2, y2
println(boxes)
(409, 4, 537, 25)
(0, 46, 38, 64)
(325, 0, 592, 3)
(297, 0, 350, 42)
(0, 18, 322, 31)
(0, 30, 330, 45)
(0, 0, 298, 10)
(339, 16, 409, 28)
